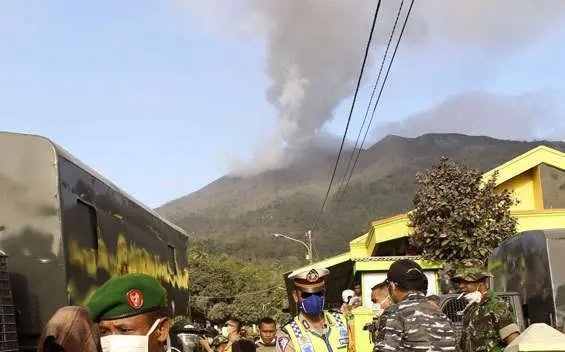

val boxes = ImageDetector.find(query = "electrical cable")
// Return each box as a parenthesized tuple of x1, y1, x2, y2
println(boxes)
(312, 0, 382, 229)
(339, 0, 406, 192)
(343, 0, 415, 191)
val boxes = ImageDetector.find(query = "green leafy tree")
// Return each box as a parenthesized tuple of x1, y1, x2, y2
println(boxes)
(408, 157, 518, 265)
(208, 302, 231, 322)
(231, 295, 265, 324)
(187, 240, 288, 325)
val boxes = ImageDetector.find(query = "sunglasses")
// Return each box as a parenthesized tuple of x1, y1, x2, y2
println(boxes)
(300, 291, 325, 298)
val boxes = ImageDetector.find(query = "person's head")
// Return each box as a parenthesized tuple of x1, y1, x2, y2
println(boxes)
(353, 282, 362, 297)
(386, 259, 428, 303)
(289, 267, 329, 317)
(342, 289, 355, 304)
(38, 306, 100, 352)
(257, 317, 276, 345)
(224, 318, 242, 337)
(450, 259, 492, 295)
(232, 339, 256, 352)
(454, 277, 489, 296)
(371, 281, 392, 311)
(85, 273, 170, 352)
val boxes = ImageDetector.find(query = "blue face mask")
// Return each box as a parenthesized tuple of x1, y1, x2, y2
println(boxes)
(299, 292, 325, 316)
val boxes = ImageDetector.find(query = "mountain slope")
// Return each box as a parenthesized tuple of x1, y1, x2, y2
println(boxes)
(157, 133, 565, 261)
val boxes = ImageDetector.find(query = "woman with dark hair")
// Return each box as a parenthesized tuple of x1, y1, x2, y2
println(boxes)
(231, 339, 256, 352)
(37, 306, 100, 352)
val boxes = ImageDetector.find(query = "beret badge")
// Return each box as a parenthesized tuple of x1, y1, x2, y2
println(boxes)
(127, 289, 144, 309)
(306, 269, 319, 283)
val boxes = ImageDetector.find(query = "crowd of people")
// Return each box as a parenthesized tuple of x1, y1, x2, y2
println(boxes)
(272, 258, 521, 352)
(197, 317, 277, 352)
(36, 273, 281, 352)
(35, 258, 523, 352)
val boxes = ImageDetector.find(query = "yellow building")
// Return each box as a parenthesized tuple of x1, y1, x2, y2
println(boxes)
(283, 145, 565, 352)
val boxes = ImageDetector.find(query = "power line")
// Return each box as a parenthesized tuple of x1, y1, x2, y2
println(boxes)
(343, 0, 414, 191)
(312, 0, 382, 230)
(339, 0, 406, 192)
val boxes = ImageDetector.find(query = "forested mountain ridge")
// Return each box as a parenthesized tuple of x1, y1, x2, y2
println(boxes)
(158, 133, 565, 262)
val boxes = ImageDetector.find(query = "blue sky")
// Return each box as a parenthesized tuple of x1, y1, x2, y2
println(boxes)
(1, 1, 564, 207)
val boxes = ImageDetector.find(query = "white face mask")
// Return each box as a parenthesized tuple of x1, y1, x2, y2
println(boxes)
(371, 296, 390, 316)
(371, 303, 383, 316)
(459, 291, 482, 311)
(101, 318, 167, 352)
(463, 291, 482, 305)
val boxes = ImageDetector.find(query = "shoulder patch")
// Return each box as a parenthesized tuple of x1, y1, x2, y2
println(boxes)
(277, 336, 290, 351)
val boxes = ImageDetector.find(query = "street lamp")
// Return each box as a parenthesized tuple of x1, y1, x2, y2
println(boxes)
(273, 231, 313, 264)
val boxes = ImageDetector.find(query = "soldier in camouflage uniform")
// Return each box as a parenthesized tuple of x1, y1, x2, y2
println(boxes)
(372, 309, 391, 346)
(451, 259, 520, 352)
(369, 281, 392, 344)
(374, 259, 457, 352)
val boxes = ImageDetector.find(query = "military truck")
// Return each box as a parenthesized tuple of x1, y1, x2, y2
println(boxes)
(488, 229, 565, 331)
(438, 229, 565, 338)
(0, 132, 190, 350)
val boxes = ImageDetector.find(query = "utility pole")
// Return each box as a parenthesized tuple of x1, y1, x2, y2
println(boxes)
(305, 230, 313, 264)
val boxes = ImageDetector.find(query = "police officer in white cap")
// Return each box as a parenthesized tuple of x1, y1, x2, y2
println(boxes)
(275, 267, 353, 352)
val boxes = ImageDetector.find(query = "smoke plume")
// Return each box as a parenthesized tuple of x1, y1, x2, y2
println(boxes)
(229, 0, 380, 175)
(373, 91, 565, 142)
(181, 0, 565, 174)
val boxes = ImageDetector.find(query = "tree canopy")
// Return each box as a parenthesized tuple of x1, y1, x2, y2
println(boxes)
(408, 157, 518, 266)
(187, 240, 291, 325)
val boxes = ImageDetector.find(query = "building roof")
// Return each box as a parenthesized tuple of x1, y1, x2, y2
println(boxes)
(350, 145, 565, 257)
(483, 145, 565, 185)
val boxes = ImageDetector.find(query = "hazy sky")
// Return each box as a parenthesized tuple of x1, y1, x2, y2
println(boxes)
(2, 1, 565, 207)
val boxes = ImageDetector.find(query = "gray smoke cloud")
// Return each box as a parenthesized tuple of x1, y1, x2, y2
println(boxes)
(395, 0, 565, 52)
(373, 91, 565, 142)
(228, 132, 355, 177)
(227, 0, 380, 175)
(180, 0, 565, 174)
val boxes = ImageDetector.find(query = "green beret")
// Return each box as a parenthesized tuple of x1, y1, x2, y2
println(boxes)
(85, 273, 167, 321)
(451, 259, 493, 282)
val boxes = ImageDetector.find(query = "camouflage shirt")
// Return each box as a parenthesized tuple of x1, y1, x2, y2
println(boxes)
(373, 292, 457, 352)
(373, 310, 391, 344)
(460, 290, 520, 352)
